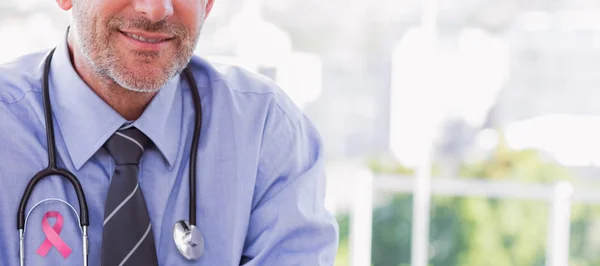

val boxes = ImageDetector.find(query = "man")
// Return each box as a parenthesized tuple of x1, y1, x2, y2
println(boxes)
(0, 0, 339, 265)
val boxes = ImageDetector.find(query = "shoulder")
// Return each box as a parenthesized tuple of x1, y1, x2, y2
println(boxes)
(0, 51, 47, 155)
(0, 50, 46, 104)
(187, 56, 304, 128)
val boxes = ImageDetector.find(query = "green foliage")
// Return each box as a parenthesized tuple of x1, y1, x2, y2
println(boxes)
(459, 137, 570, 183)
(451, 197, 548, 266)
(448, 140, 557, 266)
(335, 138, 600, 266)
(367, 156, 415, 176)
(336, 215, 350, 266)
(569, 204, 600, 266)
(370, 195, 413, 266)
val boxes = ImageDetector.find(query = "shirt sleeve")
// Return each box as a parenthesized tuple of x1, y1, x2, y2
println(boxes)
(240, 98, 339, 265)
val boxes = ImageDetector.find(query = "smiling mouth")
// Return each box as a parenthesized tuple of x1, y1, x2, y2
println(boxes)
(121, 31, 173, 43)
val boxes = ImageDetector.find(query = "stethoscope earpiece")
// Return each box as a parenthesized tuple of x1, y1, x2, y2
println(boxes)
(173, 220, 204, 261)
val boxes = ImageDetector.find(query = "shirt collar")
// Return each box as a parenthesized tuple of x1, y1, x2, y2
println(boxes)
(131, 75, 182, 169)
(50, 28, 181, 170)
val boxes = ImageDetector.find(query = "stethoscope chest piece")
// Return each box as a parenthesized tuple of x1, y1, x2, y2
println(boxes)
(173, 220, 204, 261)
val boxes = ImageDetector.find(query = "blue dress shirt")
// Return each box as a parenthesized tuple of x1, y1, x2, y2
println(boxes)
(0, 30, 338, 265)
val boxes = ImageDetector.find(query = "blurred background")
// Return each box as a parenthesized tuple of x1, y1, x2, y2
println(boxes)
(4, 0, 600, 265)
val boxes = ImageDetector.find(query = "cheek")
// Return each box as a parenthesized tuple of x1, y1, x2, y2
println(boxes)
(90, 1, 127, 28)
(95, 0, 128, 15)
(174, 1, 206, 30)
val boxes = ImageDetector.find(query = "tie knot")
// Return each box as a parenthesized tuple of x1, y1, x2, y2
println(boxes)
(104, 128, 150, 165)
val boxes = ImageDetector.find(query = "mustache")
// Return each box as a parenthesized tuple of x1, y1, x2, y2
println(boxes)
(108, 16, 188, 37)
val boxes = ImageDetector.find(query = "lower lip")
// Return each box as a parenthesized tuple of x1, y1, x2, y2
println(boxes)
(119, 31, 172, 51)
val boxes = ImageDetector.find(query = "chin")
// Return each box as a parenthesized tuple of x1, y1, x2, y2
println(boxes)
(111, 67, 166, 91)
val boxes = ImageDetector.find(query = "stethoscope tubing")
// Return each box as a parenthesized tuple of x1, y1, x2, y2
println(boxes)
(17, 48, 90, 230)
(17, 47, 203, 264)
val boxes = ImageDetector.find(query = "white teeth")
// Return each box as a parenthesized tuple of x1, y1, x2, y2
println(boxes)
(124, 32, 165, 43)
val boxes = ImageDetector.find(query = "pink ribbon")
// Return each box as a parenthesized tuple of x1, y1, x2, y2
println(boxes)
(36, 211, 72, 259)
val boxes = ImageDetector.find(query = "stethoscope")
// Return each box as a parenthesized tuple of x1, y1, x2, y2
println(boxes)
(17, 48, 205, 265)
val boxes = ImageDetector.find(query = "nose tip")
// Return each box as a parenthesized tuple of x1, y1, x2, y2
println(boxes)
(134, 0, 174, 21)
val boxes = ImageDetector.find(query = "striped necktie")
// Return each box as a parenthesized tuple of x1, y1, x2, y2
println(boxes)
(101, 127, 159, 266)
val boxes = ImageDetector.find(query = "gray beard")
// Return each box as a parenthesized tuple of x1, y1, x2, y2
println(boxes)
(70, 12, 203, 93)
